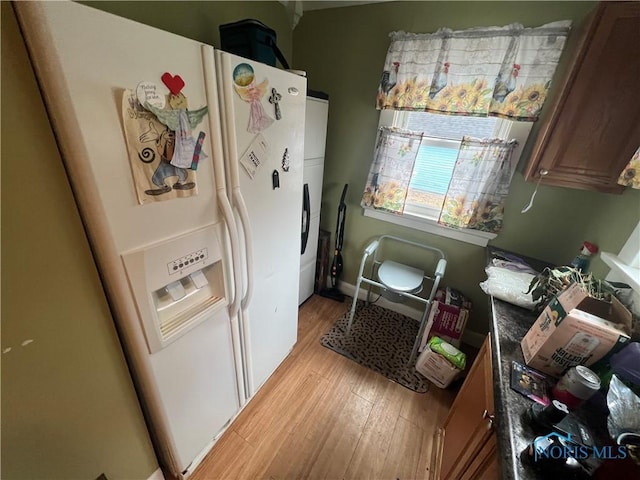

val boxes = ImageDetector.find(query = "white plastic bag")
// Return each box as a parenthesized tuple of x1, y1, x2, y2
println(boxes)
(480, 265, 536, 310)
(607, 374, 640, 440)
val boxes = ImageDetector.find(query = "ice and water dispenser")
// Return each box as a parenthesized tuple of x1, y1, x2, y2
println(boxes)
(122, 225, 229, 353)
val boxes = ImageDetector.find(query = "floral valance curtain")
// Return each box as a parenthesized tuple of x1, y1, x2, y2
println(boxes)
(361, 127, 423, 214)
(376, 21, 571, 121)
(438, 137, 517, 233)
(618, 147, 640, 189)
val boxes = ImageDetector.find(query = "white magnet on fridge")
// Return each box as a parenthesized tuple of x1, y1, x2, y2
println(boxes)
(165, 280, 186, 301)
(189, 270, 209, 289)
(136, 81, 166, 109)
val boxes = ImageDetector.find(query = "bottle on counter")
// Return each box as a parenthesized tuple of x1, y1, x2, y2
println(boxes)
(570, 241, 598, 273)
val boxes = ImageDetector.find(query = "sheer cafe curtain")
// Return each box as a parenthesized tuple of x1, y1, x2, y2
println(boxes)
(618, 146, 640, 189)
(438, 137, 518, 233)
(361, 127, 423, 214)
(362, 20, 570, 233)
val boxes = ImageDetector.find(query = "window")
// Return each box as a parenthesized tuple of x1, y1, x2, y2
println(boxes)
(364, 110, 533, 246)
(405, 112, 498, 219)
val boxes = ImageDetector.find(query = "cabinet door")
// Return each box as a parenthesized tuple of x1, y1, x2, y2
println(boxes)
(304, 97, 329, 159)
(460, 433, 498, 480)
(439, 337, 495, 480)
(524, 2, 640, 193)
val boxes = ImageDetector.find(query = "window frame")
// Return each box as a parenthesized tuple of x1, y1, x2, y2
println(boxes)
(362, 110, 533, 247)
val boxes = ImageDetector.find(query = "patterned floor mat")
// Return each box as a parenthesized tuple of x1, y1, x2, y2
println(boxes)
(320, 300, 429, 393)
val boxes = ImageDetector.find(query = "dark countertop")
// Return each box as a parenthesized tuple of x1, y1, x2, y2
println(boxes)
(486, 248, 611, 480)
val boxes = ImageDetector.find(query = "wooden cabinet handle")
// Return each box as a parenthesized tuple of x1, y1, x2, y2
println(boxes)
(482, 409, 495, 430)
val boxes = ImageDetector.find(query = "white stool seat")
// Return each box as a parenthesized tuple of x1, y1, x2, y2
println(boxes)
(378, 260, 424, 293)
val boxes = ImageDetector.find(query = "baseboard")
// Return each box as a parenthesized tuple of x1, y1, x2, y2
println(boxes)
(148, 468, 165, 480)
(179, 437, 216, 479)
(430, 427, 445, 480)
(338, 281, 486, 349)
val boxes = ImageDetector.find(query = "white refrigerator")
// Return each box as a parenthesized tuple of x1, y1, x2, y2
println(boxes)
(15, 1, 305, 477)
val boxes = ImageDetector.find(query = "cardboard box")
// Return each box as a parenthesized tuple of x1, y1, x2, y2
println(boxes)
(419, 288, 471, 351)
(521, 283, 632, 377)
(415, 345, 463, 388)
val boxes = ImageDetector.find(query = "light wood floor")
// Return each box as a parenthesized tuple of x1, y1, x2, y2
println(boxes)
(191, 294, 458, 480)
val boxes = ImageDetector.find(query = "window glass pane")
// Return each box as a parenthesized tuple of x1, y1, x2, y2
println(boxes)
(406, 111, 497, 140)
(410, 143, 458, 195)
(407, 139, 459, 213)
(403, 111, 499, 216)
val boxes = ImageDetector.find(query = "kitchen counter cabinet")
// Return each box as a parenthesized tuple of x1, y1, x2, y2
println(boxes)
(462, 434, 499, 480)
(433, 247, 640, 479)
(485, 248, 618, 480)
(433, 337, 497, 480)
(523, 1, 640, 193)
(487, 294, 617, 480)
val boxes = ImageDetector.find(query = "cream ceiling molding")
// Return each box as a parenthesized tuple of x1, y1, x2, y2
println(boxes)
(278, 0, 396, 28)
(279, 0, 304, 29)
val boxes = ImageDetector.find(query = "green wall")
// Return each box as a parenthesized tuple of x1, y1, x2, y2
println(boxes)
(83, 0, 294, 64)
(1, 3, 158, 479)
(294, 1, 640, 333)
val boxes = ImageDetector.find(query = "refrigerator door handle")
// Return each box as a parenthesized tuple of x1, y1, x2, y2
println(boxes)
(218, 193, 243, 317)
(301, 183, 310, 254)
(233, 187, 254, 311)
(202, 45, 242, 317)
(216, 51, 254, 314)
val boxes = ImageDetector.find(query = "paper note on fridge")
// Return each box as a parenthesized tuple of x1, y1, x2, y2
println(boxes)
(240, 133, 270, 179)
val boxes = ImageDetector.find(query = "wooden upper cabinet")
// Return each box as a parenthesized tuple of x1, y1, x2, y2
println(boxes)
(524, 2, 640, 193)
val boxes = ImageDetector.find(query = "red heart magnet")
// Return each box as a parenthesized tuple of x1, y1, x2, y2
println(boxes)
(161, 72, 185, 96)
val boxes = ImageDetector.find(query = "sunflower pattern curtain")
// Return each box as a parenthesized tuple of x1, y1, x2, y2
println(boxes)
(438, 137, 517, 233)
(617, 147, 640, 189)
(376, 21, 571, 121)
(361, 127, 423, 214)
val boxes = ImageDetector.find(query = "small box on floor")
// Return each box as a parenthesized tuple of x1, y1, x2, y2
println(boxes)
(419, 287, 471, 351)
(416, 336, 466, 388)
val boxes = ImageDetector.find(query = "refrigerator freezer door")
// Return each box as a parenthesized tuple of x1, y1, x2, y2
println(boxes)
(217, 51, 306, 396)
(149, 307, 240, 470)
(15, 2, 242, 476)
(21, 1, 223, 254)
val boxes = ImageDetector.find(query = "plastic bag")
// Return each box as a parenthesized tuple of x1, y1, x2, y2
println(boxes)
(480, 265, 537, 310)
(607, 374, 640, 440)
